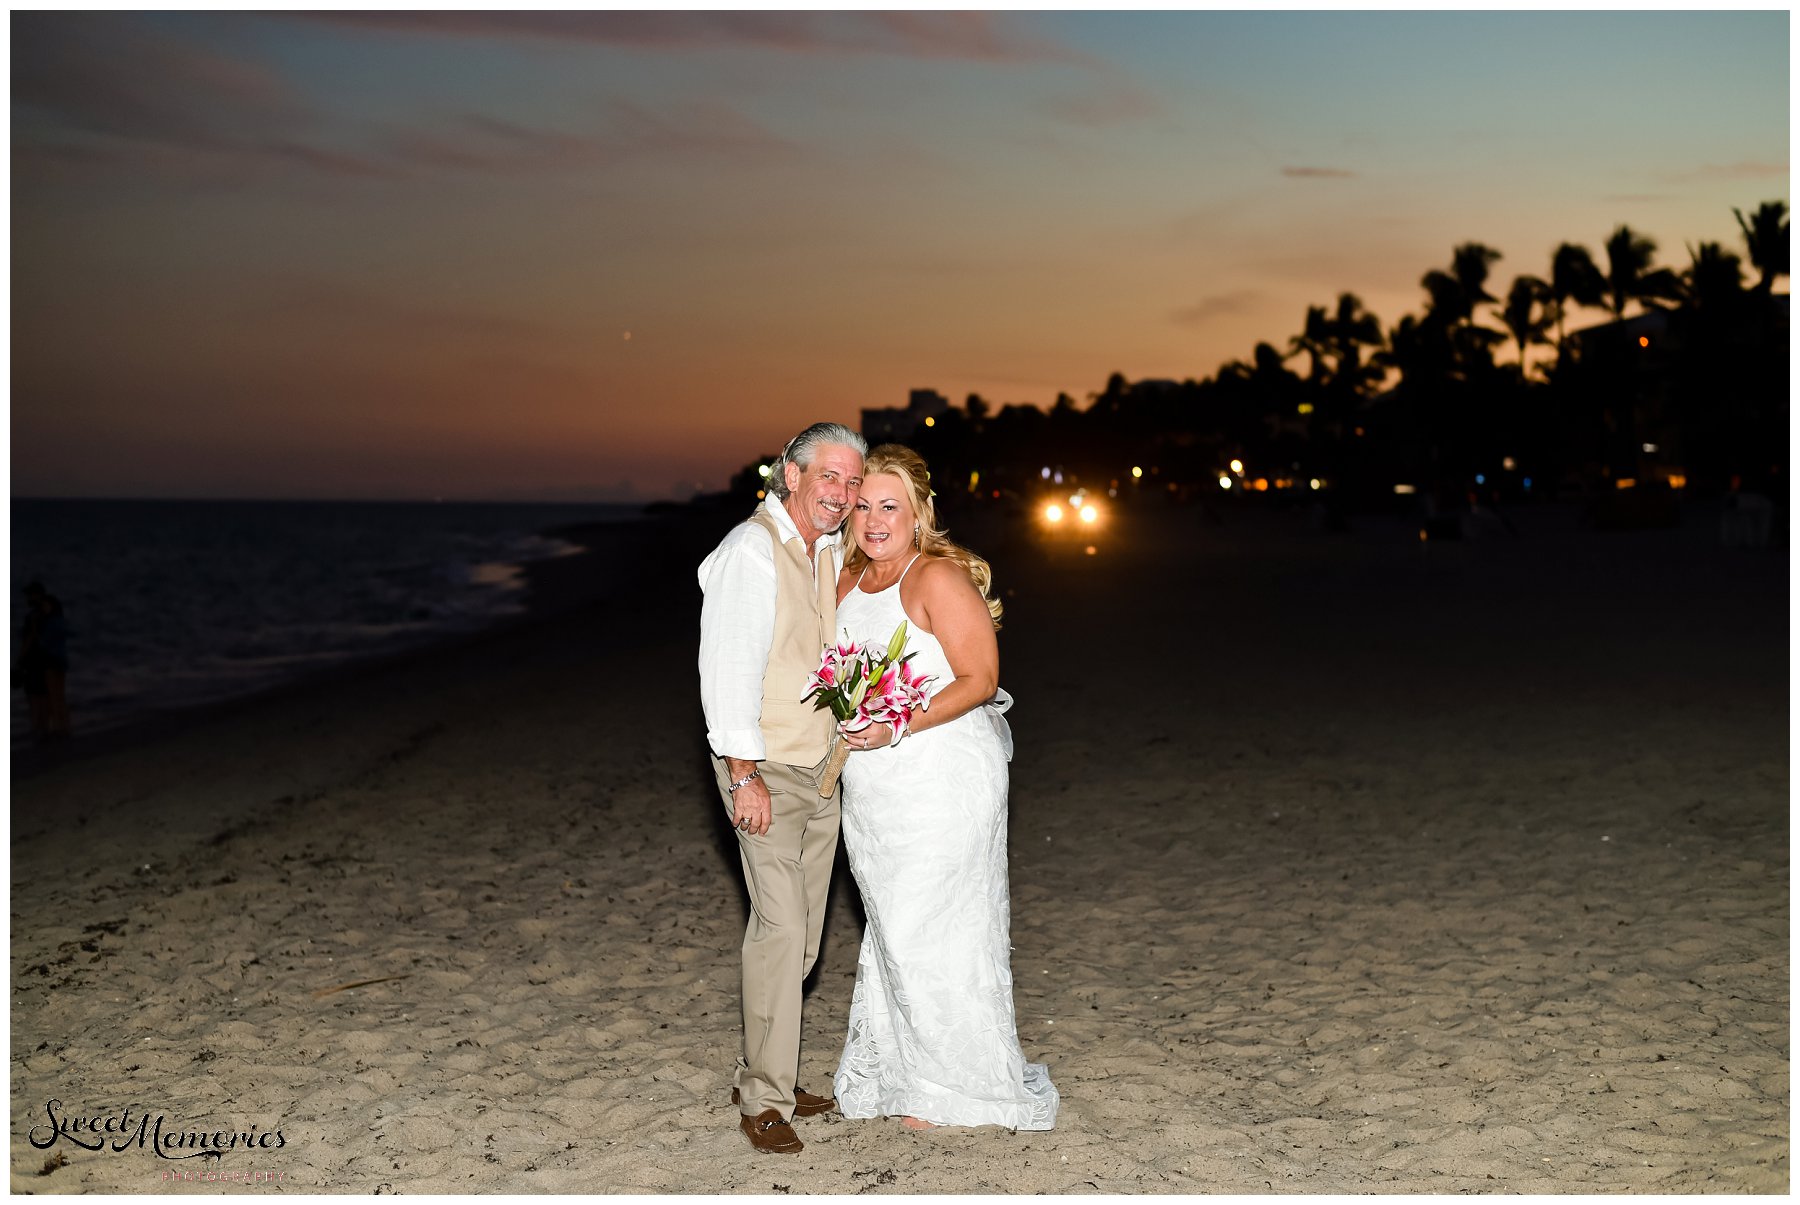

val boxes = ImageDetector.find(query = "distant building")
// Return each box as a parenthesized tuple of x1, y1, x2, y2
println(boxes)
(862, 389, 951, 444)
(1567, 293, 1789, 358)
(1566, 295, 1788, 493)
(1565, 306, 1672, 359)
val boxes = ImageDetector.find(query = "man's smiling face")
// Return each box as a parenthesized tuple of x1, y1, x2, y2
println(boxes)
(783, 443, 864, 540)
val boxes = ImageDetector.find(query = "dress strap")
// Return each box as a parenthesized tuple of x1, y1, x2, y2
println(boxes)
(895, 553, 924, 586)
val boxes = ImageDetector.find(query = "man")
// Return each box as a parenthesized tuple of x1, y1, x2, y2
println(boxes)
(698, 422, 866, 1154)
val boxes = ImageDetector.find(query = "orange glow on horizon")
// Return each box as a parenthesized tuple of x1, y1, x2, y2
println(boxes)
(6, 12, 1784, 503)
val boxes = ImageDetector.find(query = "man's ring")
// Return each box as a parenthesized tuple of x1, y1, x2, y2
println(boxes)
(738, 819, 750, 831)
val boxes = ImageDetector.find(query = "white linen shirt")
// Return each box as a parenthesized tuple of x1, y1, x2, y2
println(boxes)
(697, 494, 842, 762)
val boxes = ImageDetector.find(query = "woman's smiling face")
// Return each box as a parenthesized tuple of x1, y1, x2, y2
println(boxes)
(851, 472, 915, 563)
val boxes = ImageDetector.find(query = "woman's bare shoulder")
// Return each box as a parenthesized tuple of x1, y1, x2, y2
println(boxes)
(909, 552, 984, 603)
(905, 553, 958, 588)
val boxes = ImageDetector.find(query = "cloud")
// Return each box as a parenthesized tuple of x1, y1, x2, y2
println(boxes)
(12, 14, 391, 182)
(12, 13, 299, 147)
(378, 101, 806, 176)
(1281, 166, 1356, 180)
(1173, 290, 1265, 327)
(293, 10, 1088, 65)
(12, 15, 801, 186)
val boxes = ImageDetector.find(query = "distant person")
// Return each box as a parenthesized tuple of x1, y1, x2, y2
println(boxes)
(698, 421, 866, 1155)
(1466, 488, 1518, 539)
(1721, 474, 1772, 548)
(17, 581, 69, 742)
(833, 444, 1058, 1131)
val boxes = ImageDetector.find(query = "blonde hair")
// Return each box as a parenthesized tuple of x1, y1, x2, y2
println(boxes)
(845, 444, 1003, 628)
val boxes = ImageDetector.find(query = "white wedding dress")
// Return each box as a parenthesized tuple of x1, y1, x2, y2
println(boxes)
(831, 556, 1058, 1130)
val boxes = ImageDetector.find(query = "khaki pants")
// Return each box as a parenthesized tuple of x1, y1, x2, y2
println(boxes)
(714, 752, 841, 1119)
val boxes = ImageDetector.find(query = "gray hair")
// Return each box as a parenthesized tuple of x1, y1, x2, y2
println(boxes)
(766, 422, 867, 499)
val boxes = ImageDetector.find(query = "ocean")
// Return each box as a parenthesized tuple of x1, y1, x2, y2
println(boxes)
(9, 498, 646, 746)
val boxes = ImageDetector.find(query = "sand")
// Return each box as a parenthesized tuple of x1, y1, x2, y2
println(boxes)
(8, 499, 1787, 1194)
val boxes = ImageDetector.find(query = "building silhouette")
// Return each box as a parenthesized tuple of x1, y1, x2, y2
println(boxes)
(862, 389, 951, 444)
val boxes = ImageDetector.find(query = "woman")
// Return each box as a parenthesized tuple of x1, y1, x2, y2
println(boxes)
(831, 444, 1057, 1131)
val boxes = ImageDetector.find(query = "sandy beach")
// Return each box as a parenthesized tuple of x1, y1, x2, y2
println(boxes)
(8, 499, 1787, 1194)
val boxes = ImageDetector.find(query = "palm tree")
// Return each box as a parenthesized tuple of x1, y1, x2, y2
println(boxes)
(1217, 341, 1304, 452)
(1548, 242, 1605, 348)
(1451, 243, 1502, 311)
(1733, 200, 1789, 295)
(1375, 313, 1451, 393)
(1322, 292, 1386, 396)
(1416, 244, 1506, 388)
(1289, 304, 1332, 383)
(1419, 242, 1502, 327)
(1494, 275, 1553, 379)
(1683, 241, 1746, 315)
(1287, 293, 1384, 395)
(1602, 224, 1682, 319)
(1223, 341, 1302, 397)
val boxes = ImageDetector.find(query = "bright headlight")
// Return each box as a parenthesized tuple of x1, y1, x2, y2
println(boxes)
(1078, 505, 1098, 523)
(1044, 503, 1064, 523)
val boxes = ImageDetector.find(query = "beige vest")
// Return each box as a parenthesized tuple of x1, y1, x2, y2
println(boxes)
(750, 507, 837, 766)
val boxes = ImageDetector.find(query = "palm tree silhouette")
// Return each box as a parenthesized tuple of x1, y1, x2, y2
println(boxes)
(1495, 275, 1553, 380)
(1323, 293, 1386, 392)
(1375, 314, 1435, 382)
(1683, 241, 1746, 315)
(1451, 243, 1502, 310)
(1290, 304, 1333, 384)
(1733, 200, 1789, 295)
(1422, 243, 1508, 379)
(1420, 242, 1502, 327)
(1288, 293, 1384, 396)
(1602, 224, 1681, 319)
(1548, 242, 1605, 350)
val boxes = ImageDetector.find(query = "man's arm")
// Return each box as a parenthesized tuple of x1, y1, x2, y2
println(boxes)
(698, 527, 777, 835)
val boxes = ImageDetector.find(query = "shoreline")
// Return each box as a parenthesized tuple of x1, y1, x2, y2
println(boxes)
(7, 506, 718, 787)
(11, 490, 1771, 782)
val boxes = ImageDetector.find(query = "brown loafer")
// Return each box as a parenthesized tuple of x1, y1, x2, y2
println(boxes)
(732, 1087, 837, 1118)
(740, 1108, 803, 1154)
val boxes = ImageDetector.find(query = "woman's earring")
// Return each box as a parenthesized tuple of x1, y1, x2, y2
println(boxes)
(913, 523, 920, 547)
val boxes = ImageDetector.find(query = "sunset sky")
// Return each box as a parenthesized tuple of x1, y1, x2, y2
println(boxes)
(11, 8, 1790, 501)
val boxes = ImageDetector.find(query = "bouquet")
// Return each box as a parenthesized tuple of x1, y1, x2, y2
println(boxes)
(803, 621, 935, 796)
